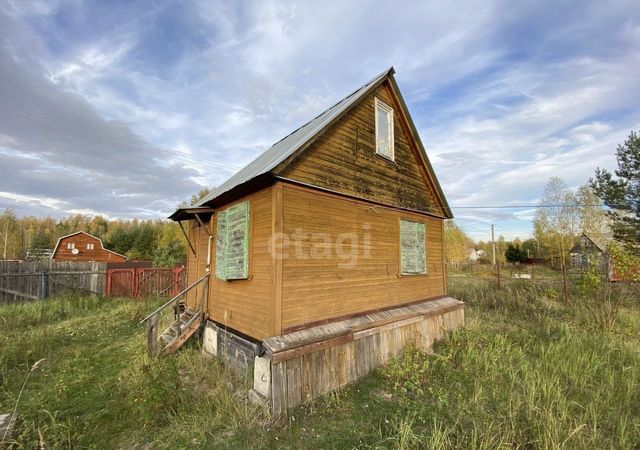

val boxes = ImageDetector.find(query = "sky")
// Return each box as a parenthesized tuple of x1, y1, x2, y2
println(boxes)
(0, 0, 639, 241)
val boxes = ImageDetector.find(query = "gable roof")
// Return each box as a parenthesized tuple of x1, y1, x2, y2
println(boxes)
(172, 67, 452, 219)
(51, 231, 127, 260)
(570, 233, 604, 253)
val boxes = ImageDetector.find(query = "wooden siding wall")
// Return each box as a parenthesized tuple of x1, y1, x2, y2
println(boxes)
(208, 186, 275, 340)
(53, 234, 126, 263)
(279, 81, 443, 217)
(280, 184, 445, 332)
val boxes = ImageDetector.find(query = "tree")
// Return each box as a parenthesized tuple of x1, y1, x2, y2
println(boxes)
(0, 208, 18, 259)
(154, 221, 187, 267)
(521, 238, 539, 259)
(575, 184, 610, 245)
(29, 231, 51, 251)
(533, 177, 577, 266)
(178, 187, 213, 208)
(129, 224, 158, 260)
(104, 227, 136, 256)
(505, 243, 526, 263)
(591, 130, 640, 255)
(443, 220, 472, 266)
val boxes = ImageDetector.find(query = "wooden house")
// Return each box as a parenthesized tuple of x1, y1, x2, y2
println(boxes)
(569, 233, 604, 270)
(52, 231, 127, 263)
(569, 233, 602, 269)
(145, 67, 464, 412)
(569, 233, 639, 281)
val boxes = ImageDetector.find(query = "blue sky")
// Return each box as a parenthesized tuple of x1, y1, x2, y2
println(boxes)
(0, 0, 639, 241)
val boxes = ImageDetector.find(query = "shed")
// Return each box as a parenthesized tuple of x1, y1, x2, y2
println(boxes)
(147, 67, 464, 412)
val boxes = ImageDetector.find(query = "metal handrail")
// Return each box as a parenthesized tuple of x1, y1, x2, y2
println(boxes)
(139, 272, 210, 324)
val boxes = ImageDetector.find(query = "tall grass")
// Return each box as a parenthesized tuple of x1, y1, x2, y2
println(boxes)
(0, 294, 266, 449)
(0, 278, 638, 448)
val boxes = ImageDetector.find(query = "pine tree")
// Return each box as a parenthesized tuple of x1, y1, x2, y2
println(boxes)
(591, 131, 640, 255)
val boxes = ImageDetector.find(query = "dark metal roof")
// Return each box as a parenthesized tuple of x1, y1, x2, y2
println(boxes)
(177, 66, 453, 219)
(193, 67, 395, 208)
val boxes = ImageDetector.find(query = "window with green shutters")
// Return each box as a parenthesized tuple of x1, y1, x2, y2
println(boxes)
(215, 201, 250, 280)
(400, 219, 427, 275)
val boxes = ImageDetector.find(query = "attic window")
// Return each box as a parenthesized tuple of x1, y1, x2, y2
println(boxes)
(66, 243, 75, 250)
(87, 243, 94, 250)
(215, 201, 250, 281)
(400, 219, 426, 275)
(375, 97, 394, 160)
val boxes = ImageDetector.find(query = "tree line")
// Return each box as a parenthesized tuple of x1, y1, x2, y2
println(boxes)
(0, 212, 186, 267)
(0, 188, 213, 266)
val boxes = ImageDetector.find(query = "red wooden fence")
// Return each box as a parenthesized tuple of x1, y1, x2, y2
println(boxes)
(106, 267, 185, 298)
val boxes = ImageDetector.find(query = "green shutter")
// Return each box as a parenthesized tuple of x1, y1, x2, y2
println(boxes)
(400, 219, 426, 275)
(215, 202, 251, 280)
(415, 222, 426, 273)
(215, 210, 228, 280)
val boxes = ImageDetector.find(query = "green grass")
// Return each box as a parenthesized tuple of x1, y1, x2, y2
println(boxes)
(1, 277, 638, 449)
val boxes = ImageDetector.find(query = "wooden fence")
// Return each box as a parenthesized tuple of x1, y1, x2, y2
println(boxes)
(0, 261, 186, 303)
(0, 260, 106, 303)
(105, 267, 185, 298)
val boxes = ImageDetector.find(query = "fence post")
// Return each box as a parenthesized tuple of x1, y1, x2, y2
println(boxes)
(39, 271, 48, 300)
(147, 314, 159, 355)
(105, 270, 111, 297)
(133, 269, 140, 299)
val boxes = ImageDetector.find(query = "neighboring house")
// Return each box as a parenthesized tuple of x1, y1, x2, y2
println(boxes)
(469, 249, 486, 263)
(51, 231, 127, 263)
(157, 67, 463, 412)
(569, 233, 603, 270)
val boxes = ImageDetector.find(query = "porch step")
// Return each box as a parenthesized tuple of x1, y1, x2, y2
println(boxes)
(157, 308, 202, 355)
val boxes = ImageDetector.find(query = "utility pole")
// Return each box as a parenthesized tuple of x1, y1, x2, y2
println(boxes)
(491, 224, 496, 268)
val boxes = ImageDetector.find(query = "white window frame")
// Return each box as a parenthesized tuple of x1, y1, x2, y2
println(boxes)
(374, 97, 395, 161)
(67, 243, 75, 250)
(87, 243, 94, 250)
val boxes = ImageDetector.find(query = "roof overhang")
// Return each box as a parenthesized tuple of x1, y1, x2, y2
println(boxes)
(168, 207, 216, 222)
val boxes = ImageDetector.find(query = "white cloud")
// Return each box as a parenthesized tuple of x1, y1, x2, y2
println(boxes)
(0, 0, 639, 240)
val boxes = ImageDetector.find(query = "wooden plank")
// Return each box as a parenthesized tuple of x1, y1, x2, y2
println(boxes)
(308, 350, 324, 399)
(353, 315, 424, 341)
(270, 332, 353, 364)
(271, 361, 287, 416)
(161, 314, 202, 355)
(283, 294, 448, 334)
(285, 357, 302, 408)
(147, 314, 159, 355)
(299, 353, 313, 403)
(0, 287, 38, 300)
